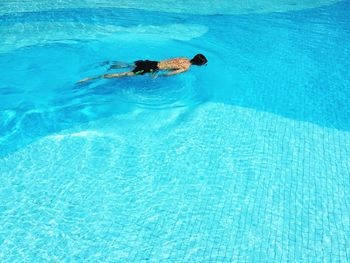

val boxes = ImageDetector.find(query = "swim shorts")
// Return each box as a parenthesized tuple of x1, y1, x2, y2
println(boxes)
(132, 60, 159, 75)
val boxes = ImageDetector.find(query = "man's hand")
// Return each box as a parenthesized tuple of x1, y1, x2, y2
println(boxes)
(160, 68, 188, 77)
(151, 72, 159, 79)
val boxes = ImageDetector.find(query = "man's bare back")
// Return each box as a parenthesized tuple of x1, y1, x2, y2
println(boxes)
(78, 54, 207, 83)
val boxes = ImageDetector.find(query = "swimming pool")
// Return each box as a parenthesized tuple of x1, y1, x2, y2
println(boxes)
(1, 0, 349, 261)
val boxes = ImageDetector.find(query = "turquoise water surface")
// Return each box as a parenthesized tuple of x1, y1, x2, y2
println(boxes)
(0, 1, 350, 261)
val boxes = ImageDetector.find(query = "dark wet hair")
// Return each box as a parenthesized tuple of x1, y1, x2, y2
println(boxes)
(190, 54, 207, 66)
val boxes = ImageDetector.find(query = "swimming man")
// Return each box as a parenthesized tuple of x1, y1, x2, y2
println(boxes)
(78, 54, 207, 83)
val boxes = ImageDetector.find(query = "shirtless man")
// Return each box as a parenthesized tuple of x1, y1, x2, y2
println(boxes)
(78, 54, 207, 83)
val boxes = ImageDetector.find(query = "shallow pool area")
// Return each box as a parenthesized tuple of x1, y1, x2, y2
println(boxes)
(1, 0, 350, 261)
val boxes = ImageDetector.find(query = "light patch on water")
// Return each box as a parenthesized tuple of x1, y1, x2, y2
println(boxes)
(49, 130, 130, 142)
(70, 131, 100, 137)
(49, 130, 101, 140)
(0, 22, 208, 52)
(0, 0, 343, 15)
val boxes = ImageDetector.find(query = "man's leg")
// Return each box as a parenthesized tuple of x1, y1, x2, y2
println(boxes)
(78, 71, 135, 83)
(103, 71, 135, 78)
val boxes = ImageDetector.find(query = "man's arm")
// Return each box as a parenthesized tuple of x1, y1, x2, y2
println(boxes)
(160, 68, 188, 77)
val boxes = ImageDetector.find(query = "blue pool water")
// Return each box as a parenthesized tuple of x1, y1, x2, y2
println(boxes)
(1, 1, 350, 261)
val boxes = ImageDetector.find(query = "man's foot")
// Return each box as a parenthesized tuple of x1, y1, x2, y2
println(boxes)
(78, 77, 94, 83)
(108, 62, 134, 70)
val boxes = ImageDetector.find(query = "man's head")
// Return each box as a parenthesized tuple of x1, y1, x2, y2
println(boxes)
(190, 54, 207, 66)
